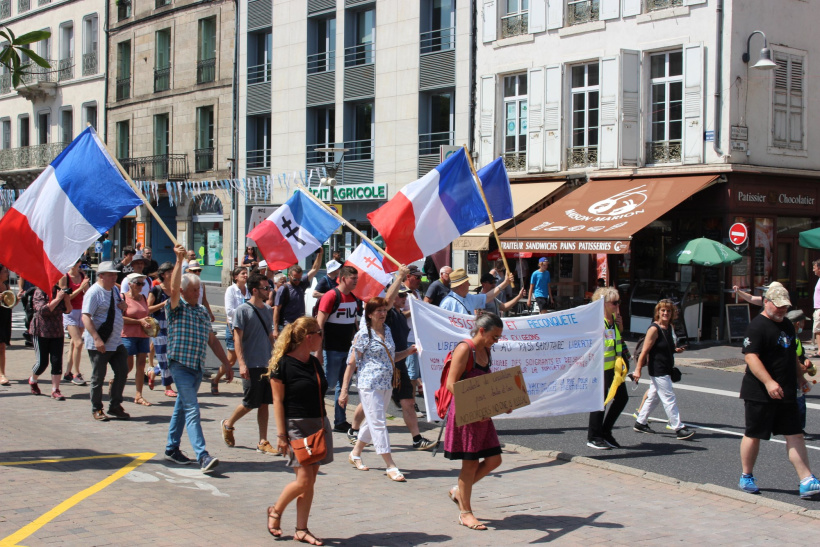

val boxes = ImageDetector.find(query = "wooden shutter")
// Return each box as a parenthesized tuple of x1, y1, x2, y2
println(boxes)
(601, 0, 619, 20)
(622, 0, 641, 17)
(598, 56, 618, 169)
(683, 0, 706, 5)
(543, 64, 562, 171)
(547, 0, 563, 30)
(483, 0, 497, 43)
(773, 52, 805, 150)
(478, 75, 496, 167)
(529, 0, 547, 33)
(620, 49, 641, 166)
(527, 67, 545, 172)
(682, 42, 704, 164)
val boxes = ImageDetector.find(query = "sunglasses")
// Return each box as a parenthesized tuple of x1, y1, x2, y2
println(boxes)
(133, 282, 145, 286)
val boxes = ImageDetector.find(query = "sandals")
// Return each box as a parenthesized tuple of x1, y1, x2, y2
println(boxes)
(134, 396, 152, 406)
(385, 467, 406, 482)
(458, 510, 488, 531)
(266, 506, 282, 538)
(147, 371, 155, 391)
(348, 454, 369, 471)
(211, 379, 219, 395)
(0, 375, 10, 386)
(221, 419, 235, 447)
(448, 486, 460, 507)
(164, 389, 177, 398)
(294, 528, 323, 546)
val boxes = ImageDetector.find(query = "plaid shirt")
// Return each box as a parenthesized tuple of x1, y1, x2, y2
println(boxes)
(166, 299, 212, 370)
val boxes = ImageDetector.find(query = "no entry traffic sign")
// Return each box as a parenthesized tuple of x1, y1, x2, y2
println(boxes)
(729, 223, 748, 246)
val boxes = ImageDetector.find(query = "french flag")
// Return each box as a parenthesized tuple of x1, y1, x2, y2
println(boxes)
(248, 190, 340, 270)
(477, 157, 514, 223)
(367, 148, 489, 268)
(345, 241, 394, 301)
(0, 127, 143, 291)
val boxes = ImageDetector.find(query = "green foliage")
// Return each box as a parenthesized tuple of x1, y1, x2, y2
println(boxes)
(0, 27, 52, 87)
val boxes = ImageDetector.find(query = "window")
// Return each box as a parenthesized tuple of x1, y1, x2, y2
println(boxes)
(568, 0, 599, 26)
(247, 115, 271, 169)
(1, 119, 10, 149)
(197, 17, 216, 84)
(195, 106, 214, 172)
(156, 0, 170, 8)
(153, 114, 169, 178)
(503, 73, 527, 171)
(0, 51, 9, 94)
(82, 15, 99, 76)
(60, 109, 72, 143)
(17, 0, 29, 14)
(345, 102, 373, 160)
(1, 0, 10, 19)
(646, 0, 683, 12)
(421, 0, 454, 54)
(648, 50, 683, 163)
(345, 8, 374, 67)
(569, 62, 599, 168)
(155, 29, 171, 92)
(116, 120, 129, 159)
(118, 0, 132, 21)
(772, 51, 805, 151)
(83, 103, 97, 131)
(37, 111, 49, 144)
(501, 0, 528, 39)
(58, 23, 73, 81)
(248, 30, 272, 83)
(419, 91, 453, 154)
(116, 41, 131, 100)
(308, 17, 335, 74)
(307, 107, 335, 163)
(19, 115, 29, 147)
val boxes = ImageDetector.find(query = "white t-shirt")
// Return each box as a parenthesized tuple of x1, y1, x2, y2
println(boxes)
(120, 278, 150, 299)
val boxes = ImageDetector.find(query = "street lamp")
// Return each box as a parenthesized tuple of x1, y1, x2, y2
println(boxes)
(312, 147, 349, 203)
(742, 30, 777, 70)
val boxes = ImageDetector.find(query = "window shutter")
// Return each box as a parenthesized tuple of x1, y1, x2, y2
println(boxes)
(478, 75, 496, 167)
(682, 42, 704, 164)
(527, 67, 545, 172)
(483, 0, 497, 43)
(789, 54, 804, 149)
(601, 0, 619, 21)
(547, 0, 563, 30)
(622, 0, 641, 17)
(683, 0, 706, 5)
(620, 49, 641, 166)
(529, 0, 547, 33)
(598, 56, 618, 169)
(771, 52, 788, 148)
(543, 64, 562, 171)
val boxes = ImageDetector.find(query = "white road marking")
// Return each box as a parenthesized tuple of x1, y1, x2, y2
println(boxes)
(634, 379, 820, 410)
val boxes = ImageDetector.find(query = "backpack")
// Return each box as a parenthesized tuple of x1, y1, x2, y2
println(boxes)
(313, 288, 362, 318)
(434, 338, 477, 419)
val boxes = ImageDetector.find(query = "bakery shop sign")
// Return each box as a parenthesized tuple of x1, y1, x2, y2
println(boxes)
(735, 189, 817, 210)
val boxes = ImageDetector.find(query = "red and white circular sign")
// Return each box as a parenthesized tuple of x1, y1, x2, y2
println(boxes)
(729, 223, 748, 246)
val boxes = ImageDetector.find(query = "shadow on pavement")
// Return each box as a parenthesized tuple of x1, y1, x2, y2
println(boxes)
(321, 531, 453, 546)
(589, 442, 708, 461)
(496, 426, 588, 436)
(0, 449, 152, 471)
(486, 511, 622, 543)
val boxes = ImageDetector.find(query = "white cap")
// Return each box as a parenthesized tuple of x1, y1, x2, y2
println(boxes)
(325, 259, 342, 273)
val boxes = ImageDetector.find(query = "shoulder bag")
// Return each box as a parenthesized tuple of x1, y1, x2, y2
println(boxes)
(374, 337, 401, 389)
(289, 360, 328, 466)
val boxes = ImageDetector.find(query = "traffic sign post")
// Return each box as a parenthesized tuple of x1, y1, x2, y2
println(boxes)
(729, 223, 748, 246)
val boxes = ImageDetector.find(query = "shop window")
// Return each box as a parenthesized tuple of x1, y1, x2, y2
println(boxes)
(753, 218, 774, 288)
(192, 195, 223, 282)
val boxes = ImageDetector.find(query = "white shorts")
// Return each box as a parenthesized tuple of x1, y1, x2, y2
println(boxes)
(813, 309, 820, 334)
(63, 309, 83, 328)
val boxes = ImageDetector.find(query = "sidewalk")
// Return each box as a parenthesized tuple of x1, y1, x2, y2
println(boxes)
(0, 343, 818, 546)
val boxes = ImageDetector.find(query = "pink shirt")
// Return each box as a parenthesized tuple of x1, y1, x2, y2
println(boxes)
(814, 278, 820, 309)
(122, 293, 149, 338)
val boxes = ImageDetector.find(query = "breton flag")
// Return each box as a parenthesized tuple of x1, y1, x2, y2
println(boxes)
(0, 126, 143, 291)
(247, 190, 340, 270)
(345, 241, 394, 301)
(367, 148, 493, 268)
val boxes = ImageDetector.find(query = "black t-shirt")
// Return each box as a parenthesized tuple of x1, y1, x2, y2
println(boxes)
(271, 355, 328, 418)
(741, 313, 798, 403)
(648, 323, 674, 377)
(314, 275, 338, 295)
(385, 307, 410, 364)
(425, 279, 450, 306)
(274, 275, 309, 325)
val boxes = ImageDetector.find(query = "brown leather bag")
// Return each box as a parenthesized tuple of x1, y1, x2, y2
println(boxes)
(289, 362, 327, 466)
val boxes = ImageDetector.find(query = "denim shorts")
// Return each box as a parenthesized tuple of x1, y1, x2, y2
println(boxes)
(122, 336, 151, 356)
(225, 323, 235, 351)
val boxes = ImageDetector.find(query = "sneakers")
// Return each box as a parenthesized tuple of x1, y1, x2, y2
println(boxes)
(347, 428, 359, 445)
(413, 437, 437, 451)
(164, 448, 192, 465)
(51, 389, 65, 401)
(738, 474, 760, 494)
(586, 438, 611, 450)
(63, 372, 74, 383)
(675, 426, 696, 440)
(200, 454, 219, 474)
(107, 406, 131, 420)
(633, 421, 653, 434)
(92, 409, 110, 421)
(72, 373, 87, 386)
(221, 419, 235, 447)
(603, 434, 621, 448)
(257, 440, 279, 455)
(29, 380, 41, 395)
(414, 403, 425, 418)
(333, 421, 352, 433)
(799, 475, 820, 499)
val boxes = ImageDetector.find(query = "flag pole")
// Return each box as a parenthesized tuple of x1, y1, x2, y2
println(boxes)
(462, 145, 514, 288)
(294, 183, 402, 268)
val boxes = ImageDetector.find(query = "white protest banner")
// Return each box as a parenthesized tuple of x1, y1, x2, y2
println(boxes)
(410, 298, 605, 422)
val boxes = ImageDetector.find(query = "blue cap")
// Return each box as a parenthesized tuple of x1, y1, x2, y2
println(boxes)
(538, 257, 548, 263)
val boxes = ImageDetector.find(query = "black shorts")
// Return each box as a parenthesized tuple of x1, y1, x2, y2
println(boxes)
(391, 361, 413, 405)
(242, 367, 273, 409)
(535, 297, 550, 312)
(743, 400, 802, 440)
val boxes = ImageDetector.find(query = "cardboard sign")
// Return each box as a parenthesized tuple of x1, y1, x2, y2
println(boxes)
(454, 366, 531, 426)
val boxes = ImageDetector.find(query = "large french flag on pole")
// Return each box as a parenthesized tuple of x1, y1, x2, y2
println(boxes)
(367, 147, 488, 267)
(247, 190, 340, 270)
(345, 241, 394, 301)
(477, 157, 513, 223)
(0, 126, 143, 291)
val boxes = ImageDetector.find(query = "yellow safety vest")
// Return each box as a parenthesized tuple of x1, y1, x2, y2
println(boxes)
(603, 316, 623, 371)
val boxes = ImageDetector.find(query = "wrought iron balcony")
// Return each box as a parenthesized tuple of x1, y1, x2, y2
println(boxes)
(420, 27, 455, 54)
(117, 0, 131, 20)
(503, 152, 526, 172)
(567, 146, 598, 168)
(17, 60, 57, 85)
(154, 66, 170, 92)
(195, 148, 214, 172)
(120, 154, 189, 181)
(82, 51, 98, 76)
(500, 13, 528, 39)
(197, 58, 215, 84)
(646, 0, 682, 11)
(646, 140, 682, 164)
(344, 42, 374, 68)
(0, 0, 10, 19)
(0, 142, 68, 172)
(116, 77, 130, 100)
(37, 0, 49, 5)
(247, 148, 271, 170)
(0, 73, 10, 95)
(343, 139, 372, 162)
(307, 51, 335, 74)
(568, 0, 599, 26)
(57, 58, 73, 82)
(248, 62, 272, 84)
(418, 131, 454, 156)
(17, 0, 28, 13)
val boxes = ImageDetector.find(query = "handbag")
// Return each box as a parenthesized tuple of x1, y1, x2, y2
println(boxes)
(289, 361, 328, 466)
(96, 288, 119, 343)
(375, 338, 401, 389)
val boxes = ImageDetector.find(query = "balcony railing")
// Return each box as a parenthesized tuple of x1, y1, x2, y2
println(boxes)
(117, 0, 131, 21)
(307, 51, 335, 74)
(197, 58, 215, 84)
(420, 27, 455, 54)
(248, 62, 271, 84)
(344, 42, 374, 68)
(37, 0, 49, 5)
(116, 77, 130, 100)
(154, 66, 170, 92)
(503, 152, 526, 172)
(82, 51, 98, 76)
(18, 60, 57, 85)
(0, 0, 10, 19)
(646, 140, 681, 164)
(568, 0, 599, 26)
(0, 73, 10, 94)
(500, 13, 528, 39)
(195, 148, 214, 172)
(306, 143, 336, 165)
(0, 142, 68, 171)
(646, 0, 682, 11)
(567, 146, 598, 168)
(57, 58, 73, 81)
(247, 148, 271, 170)
(120, 154, 189, 181)
(343, 139, 372, 161)
(418, 131, 453, 156)
(17, 0, 28, 13)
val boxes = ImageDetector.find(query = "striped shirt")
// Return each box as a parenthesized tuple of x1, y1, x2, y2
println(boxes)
(166, 299, 212, 370)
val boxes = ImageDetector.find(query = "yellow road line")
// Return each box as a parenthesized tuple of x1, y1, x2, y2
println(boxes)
(0, 452, 155, 546)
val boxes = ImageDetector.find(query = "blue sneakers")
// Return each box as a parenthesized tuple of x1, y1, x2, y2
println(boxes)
(799, 475, 820, 499)
(200, 453, 219, 474)
(738, 474, 760, 494)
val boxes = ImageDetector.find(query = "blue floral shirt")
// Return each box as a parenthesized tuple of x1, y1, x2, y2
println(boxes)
(351, 324, 396, 390)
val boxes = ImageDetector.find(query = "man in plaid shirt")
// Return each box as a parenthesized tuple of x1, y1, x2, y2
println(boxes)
(164, 244, 232, 474)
